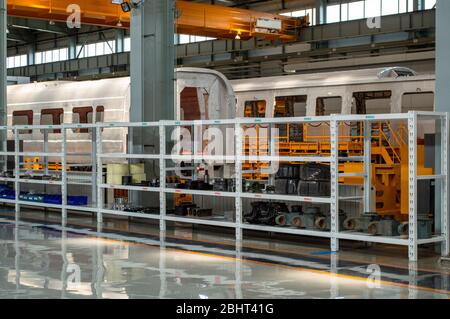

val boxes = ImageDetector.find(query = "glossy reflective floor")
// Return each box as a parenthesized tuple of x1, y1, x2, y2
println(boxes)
(0, 217, 449, 299)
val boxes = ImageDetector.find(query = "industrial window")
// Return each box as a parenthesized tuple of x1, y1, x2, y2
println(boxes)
(425, 0, 436, 9)
(76, 41, 116, 58)
(327, 4, 340, 23)
(401, 92, 434, 113)
(176, 34, 216, 45)
(326, 0, 414, 24)
(124, 37, 131, 51)
(280, 8, 316, 25)
(35, 48, 69, 64)
(40, 108, 64, 133)
(348, 1, 364, 20)
(381, 0, 399, 15)
(244, 100, 266, 118)
(352, 91, 392, 114)
(12, 110, 33, 134)
(365, 0, 382, 18)
(7, 54, 27, 68)
(316, 97, 342, 116)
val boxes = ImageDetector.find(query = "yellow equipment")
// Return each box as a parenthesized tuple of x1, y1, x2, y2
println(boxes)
(242, 103, 433, 221)
(6, 0, 308, 41)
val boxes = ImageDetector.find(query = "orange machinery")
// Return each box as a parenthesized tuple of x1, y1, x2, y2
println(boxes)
(6, 0, 308, 41)
(243, 119, 433, 221)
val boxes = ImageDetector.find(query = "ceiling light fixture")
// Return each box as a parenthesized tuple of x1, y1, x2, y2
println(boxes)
(121, 1, 132, 12)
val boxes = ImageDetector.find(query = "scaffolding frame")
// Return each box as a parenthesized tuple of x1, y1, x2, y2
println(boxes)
(0, 111, 448, 261)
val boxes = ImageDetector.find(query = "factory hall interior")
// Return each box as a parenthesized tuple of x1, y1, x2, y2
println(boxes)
(0, 0, 450, 303)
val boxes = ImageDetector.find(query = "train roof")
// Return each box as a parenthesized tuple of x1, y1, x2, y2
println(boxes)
(7, 77, 131, 106)
(230, 67, 435, 93)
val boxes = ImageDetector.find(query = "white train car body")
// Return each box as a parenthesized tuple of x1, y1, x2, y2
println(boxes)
(6, 68, 236, 159)
(232, 67, 435, 116)
(5, 67, 436, 155)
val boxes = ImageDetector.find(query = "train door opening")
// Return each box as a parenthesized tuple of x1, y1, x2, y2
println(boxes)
(180, 87, 209, 121)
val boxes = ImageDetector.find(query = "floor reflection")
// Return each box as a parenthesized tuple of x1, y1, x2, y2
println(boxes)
(0, 219, 449, 299)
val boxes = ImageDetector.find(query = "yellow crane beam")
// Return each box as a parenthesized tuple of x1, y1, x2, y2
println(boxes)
(7, 0, 308, 41)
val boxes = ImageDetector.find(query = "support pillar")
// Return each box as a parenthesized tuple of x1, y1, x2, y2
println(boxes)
(418, 0, 426, 10)
(26, 44, 35, 66)
(315, 0, 327, 25)
(68, 36, 77, 60)
(130, 0, 175, 207)
(0, 0, 7, 126)
(115, 29, 125, 53)
(130, 0, 175, 125)
(436, 0, 450, 258)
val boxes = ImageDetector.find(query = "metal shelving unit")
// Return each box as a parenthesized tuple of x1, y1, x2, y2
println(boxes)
(0, 124, 97, 224)
(0, 111, 448, 261)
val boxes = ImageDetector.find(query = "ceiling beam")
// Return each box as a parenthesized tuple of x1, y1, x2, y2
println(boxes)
(7, 17, 69, 35)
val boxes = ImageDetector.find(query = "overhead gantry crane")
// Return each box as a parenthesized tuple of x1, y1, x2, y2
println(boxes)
(6, 0, 308, 41)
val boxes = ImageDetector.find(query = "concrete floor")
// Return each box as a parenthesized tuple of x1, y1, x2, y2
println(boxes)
(0, 208, 449, 299)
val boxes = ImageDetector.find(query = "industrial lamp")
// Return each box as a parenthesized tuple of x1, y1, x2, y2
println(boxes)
(112, 0, 141, 13)
(120, 1, 132, 13)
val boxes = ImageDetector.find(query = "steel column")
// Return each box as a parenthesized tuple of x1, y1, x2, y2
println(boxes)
(435, 0, 450, 258)
(115, 29, 125, 53)
(315, 0, 327, 25)
(0, 0, 7, 126)
(96, 126, 103, 231)
(159, 125, 166, 233)
(408, 112, 418, 261)
(61, 128, 67, 226)
(330, 119, 339, 252)
(235, 123, 243, 242)
(364, 122, 373, 213)
(441, 114, 449, 256)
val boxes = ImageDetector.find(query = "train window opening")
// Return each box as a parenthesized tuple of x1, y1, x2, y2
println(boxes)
(275, 95, 307, 142)
(12, 110, 33, 134)
(402, 92, 434, 113)
(72, 106, 93, 133)
(244, 100, 266, 118)
(352, 90, 392, 114)
(40, 108, 64, 133)
(316, 96, 342, 116)
(274, 95, 307, 117)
